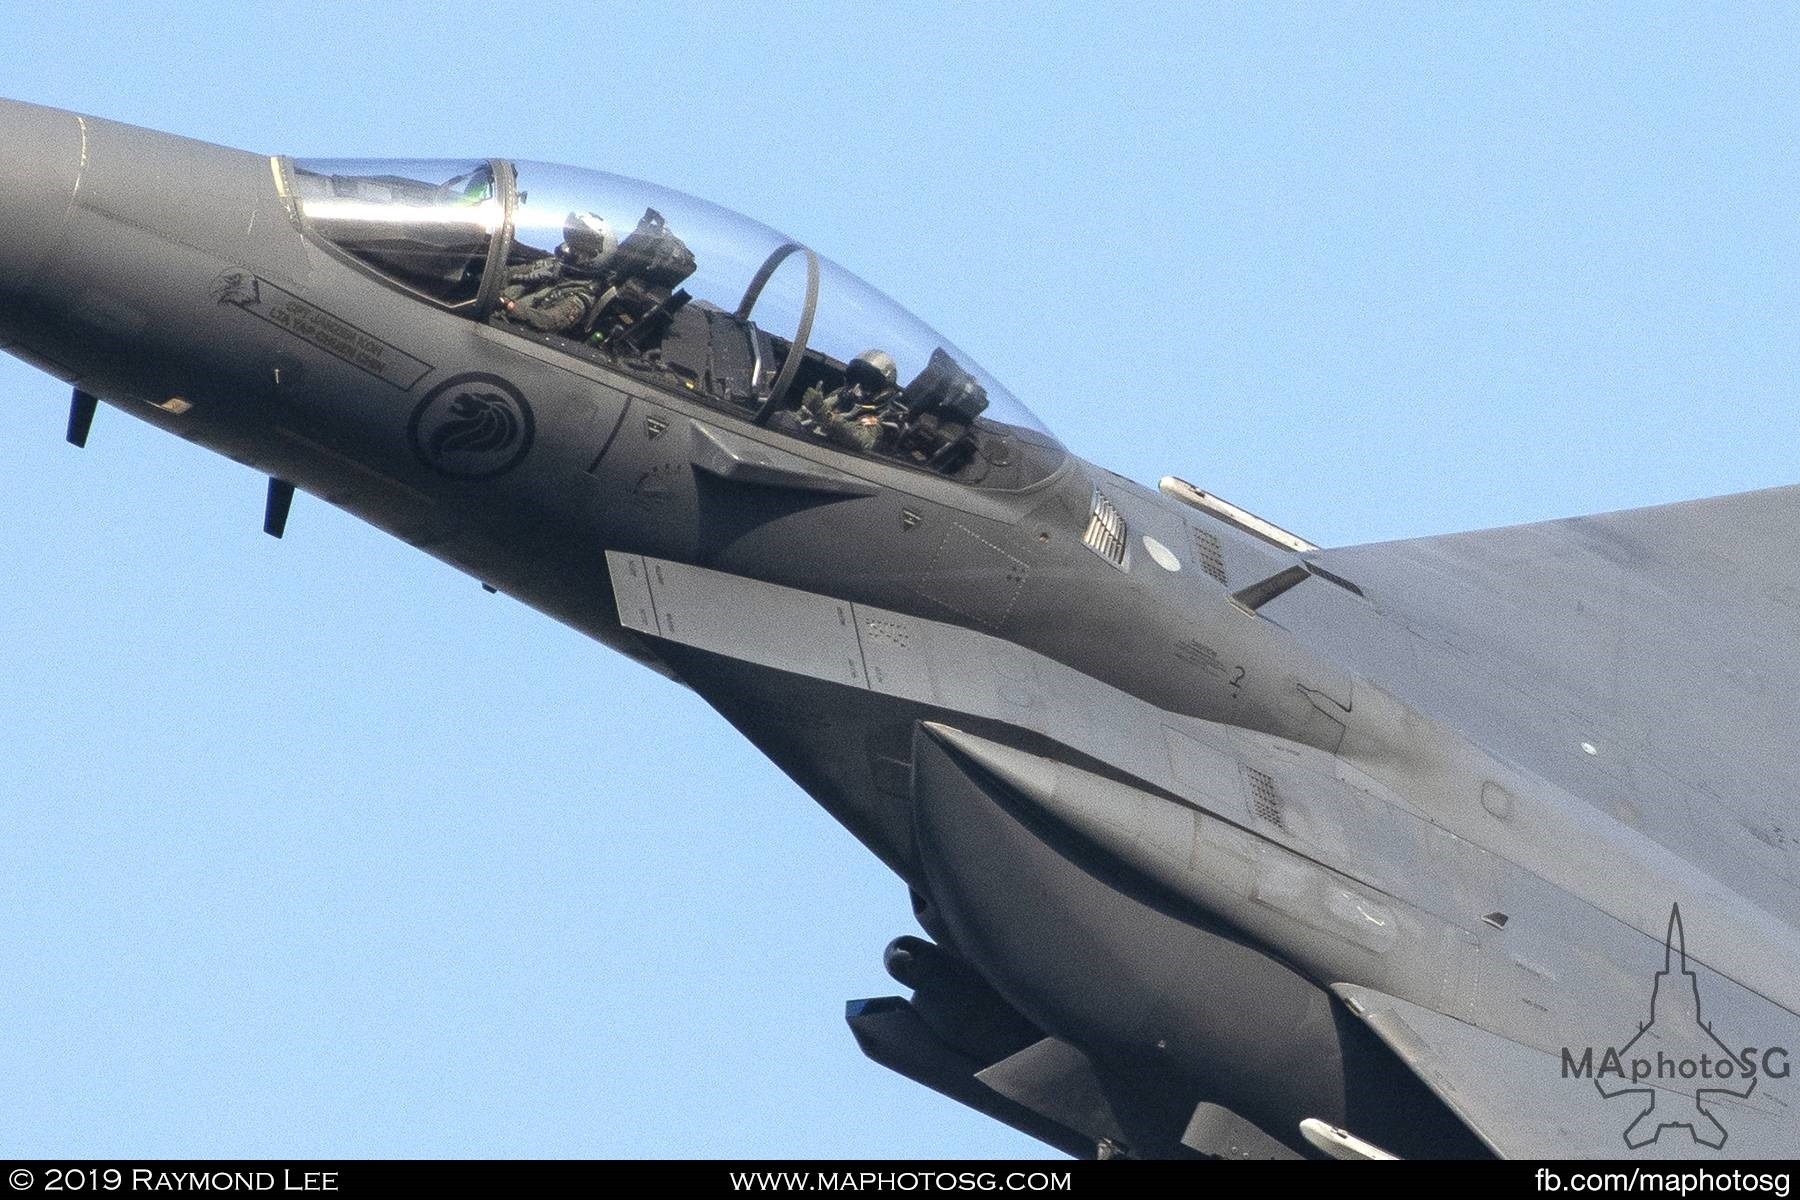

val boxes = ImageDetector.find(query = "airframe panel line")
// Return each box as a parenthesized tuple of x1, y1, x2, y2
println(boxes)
(620, 552, 864, 688)
(605, 551, 659, 636)
(599, 552, 1800, 1031)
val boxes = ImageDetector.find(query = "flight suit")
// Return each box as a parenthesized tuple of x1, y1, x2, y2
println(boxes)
(499, 257, 600, 336)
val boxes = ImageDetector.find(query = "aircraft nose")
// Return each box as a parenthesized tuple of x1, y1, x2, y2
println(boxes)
(0, 99, 84, 297)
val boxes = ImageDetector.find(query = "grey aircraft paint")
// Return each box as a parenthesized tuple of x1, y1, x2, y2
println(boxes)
(1, 99, 1794, 1160)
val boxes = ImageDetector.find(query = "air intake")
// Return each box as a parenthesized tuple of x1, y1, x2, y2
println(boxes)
(1082, 488, 1129, 569)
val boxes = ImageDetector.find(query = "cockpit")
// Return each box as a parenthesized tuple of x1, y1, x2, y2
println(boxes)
(281, 158, 1064, 488)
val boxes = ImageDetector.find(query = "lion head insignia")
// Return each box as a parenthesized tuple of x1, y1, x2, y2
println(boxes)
(210, 269, 260, 307)
(408, 373, 535, 479)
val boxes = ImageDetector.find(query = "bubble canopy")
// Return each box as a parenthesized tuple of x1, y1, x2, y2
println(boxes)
(285, 158, 1062, 486)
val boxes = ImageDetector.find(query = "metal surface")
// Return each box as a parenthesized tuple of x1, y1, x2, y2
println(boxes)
(1081, 486, 1129, 568)
(2, 97, 1796, 1160)
(1159, 475, 1319, 554)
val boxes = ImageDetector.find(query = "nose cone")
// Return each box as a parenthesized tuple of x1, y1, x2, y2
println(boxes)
(0, 99, 84, 296)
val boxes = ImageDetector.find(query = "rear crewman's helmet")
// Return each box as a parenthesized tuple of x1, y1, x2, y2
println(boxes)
(561, 211, 617, 264)
(847, 348, 899, 392)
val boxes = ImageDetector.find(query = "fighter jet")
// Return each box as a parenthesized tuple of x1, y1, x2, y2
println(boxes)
(2, 99, 1795, 1160)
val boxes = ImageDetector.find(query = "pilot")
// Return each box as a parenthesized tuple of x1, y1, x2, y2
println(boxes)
(496, 211, 617, 335)
(799, 349, 902, 452)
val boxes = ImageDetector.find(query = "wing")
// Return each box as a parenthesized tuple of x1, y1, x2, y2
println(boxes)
(1275, 485, 1800, 931)
(1253, 486, 1800, 1156)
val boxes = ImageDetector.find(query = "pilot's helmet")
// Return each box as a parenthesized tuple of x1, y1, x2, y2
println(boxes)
(561, 211, 617, 263)
(847, 349, 898, 392)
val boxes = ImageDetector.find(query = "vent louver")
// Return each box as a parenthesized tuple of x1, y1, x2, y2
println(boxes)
(1245, 767, 1285, 830)
(1190, 526, 1228, 585)
(1082, 489, 1129, 569)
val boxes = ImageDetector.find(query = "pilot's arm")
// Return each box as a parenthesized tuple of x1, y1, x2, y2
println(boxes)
(502, 280, 595, 334)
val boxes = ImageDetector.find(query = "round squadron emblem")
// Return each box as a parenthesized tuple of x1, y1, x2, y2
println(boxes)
(407, 373, 535, 479)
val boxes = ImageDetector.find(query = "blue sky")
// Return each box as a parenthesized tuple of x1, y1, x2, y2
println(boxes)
(2, 2, 1798, 1158)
